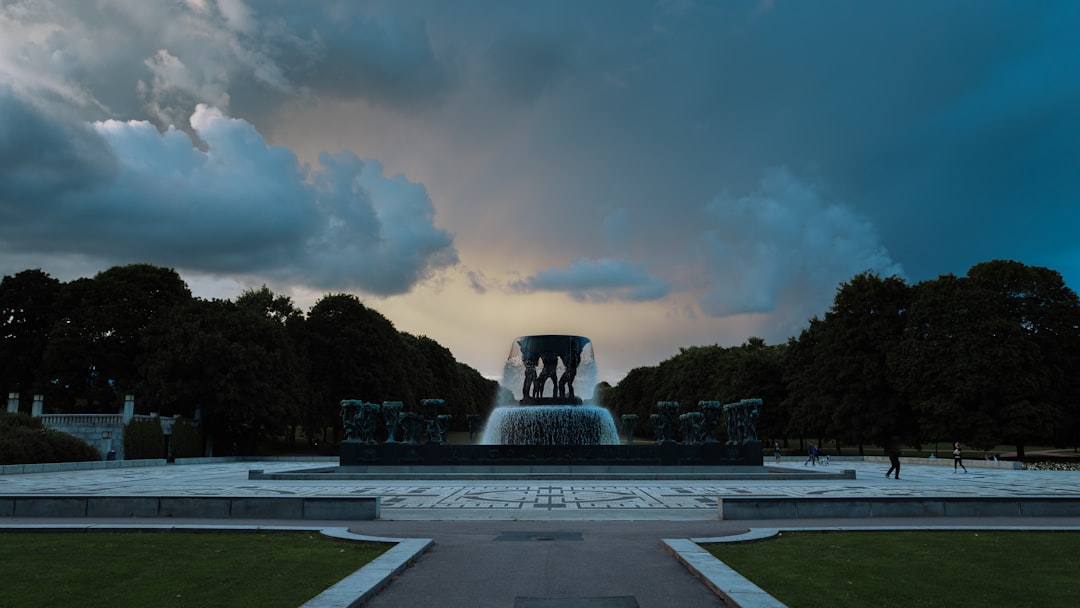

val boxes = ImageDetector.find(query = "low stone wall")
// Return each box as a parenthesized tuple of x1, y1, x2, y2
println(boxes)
(37, 414, 126, 460)
(0, 495, 380, 520)
(779, 455, 1023, 470)
(861, 455, 1023, 470)
(0, 459, 167, 476)
(718, 496, 1080, 519)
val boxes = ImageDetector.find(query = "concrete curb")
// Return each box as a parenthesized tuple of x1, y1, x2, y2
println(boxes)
(0, 494, 380, 520)
(0, 523, 432, 608)
(662, 537, 786, 608)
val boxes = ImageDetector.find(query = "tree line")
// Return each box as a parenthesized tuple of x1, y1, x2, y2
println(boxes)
(4, 259, 1078, 458)
(0, 264, 499, 452)
(600, 260, 1080, 458)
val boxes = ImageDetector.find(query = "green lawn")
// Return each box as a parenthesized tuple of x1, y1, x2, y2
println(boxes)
(0, 531, 388, 608)
(704, 530, 1079, 608)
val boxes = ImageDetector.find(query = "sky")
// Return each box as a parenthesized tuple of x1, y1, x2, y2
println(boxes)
(1, 0, 1079, 384)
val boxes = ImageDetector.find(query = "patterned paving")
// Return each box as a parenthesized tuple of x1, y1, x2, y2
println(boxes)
(3, 460, 1079, 520)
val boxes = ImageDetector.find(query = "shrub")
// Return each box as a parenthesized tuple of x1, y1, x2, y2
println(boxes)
(0, 412, 101, 465)
(123, 418, 165, 460)
(169, 420, 203, 458)
(0, 412, 44, 430)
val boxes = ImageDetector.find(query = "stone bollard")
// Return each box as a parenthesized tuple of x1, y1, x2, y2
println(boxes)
(621, 414, 639, 444)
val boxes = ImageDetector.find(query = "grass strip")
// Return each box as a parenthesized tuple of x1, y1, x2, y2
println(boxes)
(704, 530, 1079, 608)
(0, 531, 388, 608)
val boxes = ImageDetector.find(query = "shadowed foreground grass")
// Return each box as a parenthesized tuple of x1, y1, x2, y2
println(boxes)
(704, 531, 1079, 608)
(0, 531, 388, 608)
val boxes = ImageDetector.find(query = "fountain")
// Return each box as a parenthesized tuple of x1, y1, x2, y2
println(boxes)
(334, 333, 765, 469)
(480, 335, 620, 445)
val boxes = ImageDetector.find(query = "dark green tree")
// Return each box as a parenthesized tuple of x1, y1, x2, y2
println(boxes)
(729, 338, 789, 445)
(893, 274, 1041, 453)
(41, 264, 191, 412)
(304, 294, 411, 439)
(138, 298, 304, 452)
(236, 285, 310, 445)
(0, 269, 63, 404)
(782, 318, 836, 449)
(965, 260, 1080, 456)
(818, 272, 912, 453)
(399, 333, 500, 431)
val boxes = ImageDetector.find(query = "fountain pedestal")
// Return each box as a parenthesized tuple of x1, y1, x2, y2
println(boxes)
(340, 440, 763, 467)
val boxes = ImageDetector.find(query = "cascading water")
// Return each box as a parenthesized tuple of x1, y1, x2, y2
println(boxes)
(480, 406, 620, 445)
(480, 335, 621, 445)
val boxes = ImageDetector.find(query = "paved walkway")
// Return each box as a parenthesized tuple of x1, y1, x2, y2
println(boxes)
(3, 460, 1080, 607)
(4, 459, 1078, 520)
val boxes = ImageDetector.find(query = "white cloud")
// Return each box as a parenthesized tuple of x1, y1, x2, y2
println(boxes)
(695, 168, 904, 317)
(0, 89, 456, 296)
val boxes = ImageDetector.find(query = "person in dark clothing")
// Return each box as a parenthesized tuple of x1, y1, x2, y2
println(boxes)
(953, 442, 968, 473)
(885, 437, 902, 479)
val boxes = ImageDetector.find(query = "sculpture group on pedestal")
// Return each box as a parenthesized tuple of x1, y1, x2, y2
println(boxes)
(723, 398, 761, 444)
(340, 398, 461, 445)
(512, 335, 591, 405)
(641, 398, 762, 445)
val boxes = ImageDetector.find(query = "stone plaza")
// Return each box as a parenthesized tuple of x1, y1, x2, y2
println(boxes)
(3, 456, 1079, 606)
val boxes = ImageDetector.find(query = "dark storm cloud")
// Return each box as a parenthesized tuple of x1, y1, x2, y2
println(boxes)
(471, 0, 1080, 304)
(695, 168, 902, 317)
(511, 258, 670, 303)
(2, 0, 1079, 334)
(0, 0, 455, 129)
(268, 4, 455, 110)
(483, 23, 582, 102)
(0, 86, 117, 207)
(0, 89, 456, 295)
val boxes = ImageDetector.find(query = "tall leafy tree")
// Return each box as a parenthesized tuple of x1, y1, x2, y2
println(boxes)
(819, 272, 912, 452)
(235, 285, 305, 326)
(236, 285, 310, 444)
(965, 261, 1080, 456)
(400, 333, 499, 431)
(782, 317, 836, 448)
(42, 264, 191, 412)
(893, 274, 1041, 453)
(729, 338, 789, 444)
(0, 269, 63, 403)
(139, 298, 304, 452)
(304, 293, 411, 437)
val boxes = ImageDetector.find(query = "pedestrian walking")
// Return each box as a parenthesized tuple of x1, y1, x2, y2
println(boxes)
(953, 442, 968, 473)
(804, 442, 817, 466)
(885, 437, 901, 479)
(774, 442, 782, 464)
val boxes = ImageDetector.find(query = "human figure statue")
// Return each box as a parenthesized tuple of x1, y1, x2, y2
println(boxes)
(558, 340, 580, 400)
(724, 403, 738, 444)
(522, 354, 538, 399)
(740, 398, 761, 443)
(650, 413, 664, 443)
(534, 352, 558, 398)
(466, 414, 481, 443)
(340, 399, 380, 443)
(656, 401, 680, 444)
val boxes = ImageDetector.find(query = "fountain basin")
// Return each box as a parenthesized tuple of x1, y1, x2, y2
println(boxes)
(480, 405, 620, 445)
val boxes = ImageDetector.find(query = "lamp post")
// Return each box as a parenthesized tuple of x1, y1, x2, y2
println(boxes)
(101, 430, 113, 461)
